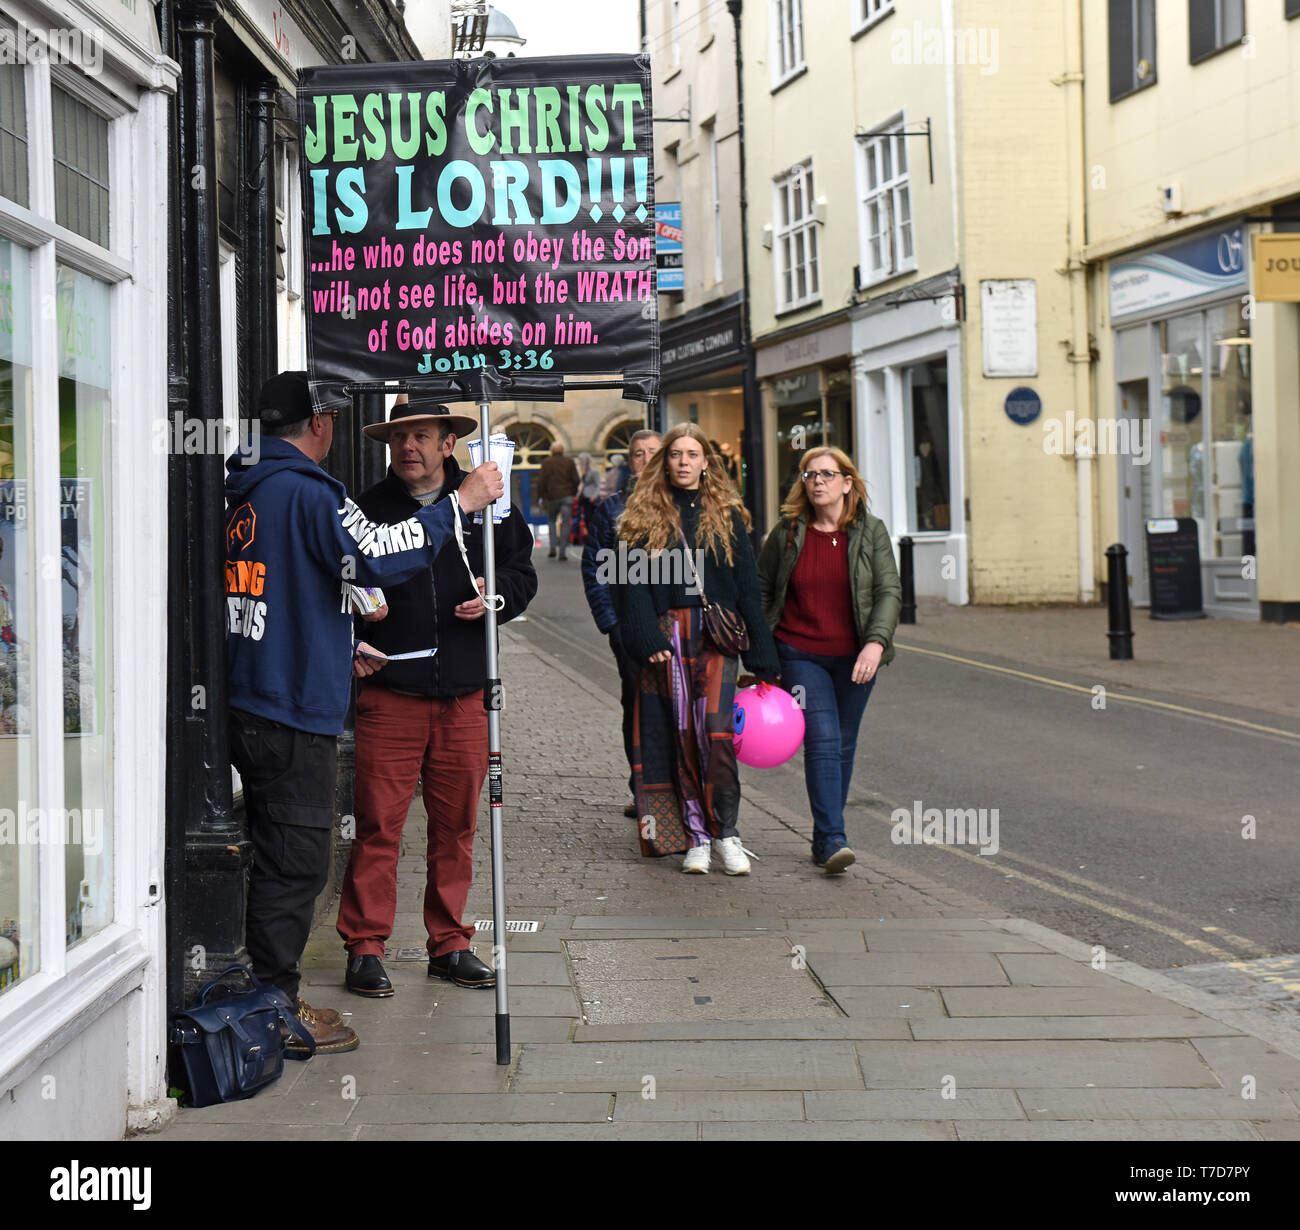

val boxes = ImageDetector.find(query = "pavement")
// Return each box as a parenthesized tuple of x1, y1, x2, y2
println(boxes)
(150, 598, 1300, 1142)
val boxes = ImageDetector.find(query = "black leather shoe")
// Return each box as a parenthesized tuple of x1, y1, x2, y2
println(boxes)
(623, 802, 638, 818)
(428, 949, 496, 989)
(345, 954, 394, 998)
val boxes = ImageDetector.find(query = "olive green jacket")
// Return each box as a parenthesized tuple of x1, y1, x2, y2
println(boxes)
(756, 508, 903, 665)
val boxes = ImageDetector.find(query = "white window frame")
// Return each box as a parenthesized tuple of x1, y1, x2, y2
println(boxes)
(855, 114, 916, 288)
(852, 0, 894, 37)
(772, 159, 820, 313)
(770, 0, 806, 88)
(0, 37, 172, 1112)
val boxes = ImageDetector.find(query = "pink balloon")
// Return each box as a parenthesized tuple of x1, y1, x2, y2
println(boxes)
(732, 683, 805, 768)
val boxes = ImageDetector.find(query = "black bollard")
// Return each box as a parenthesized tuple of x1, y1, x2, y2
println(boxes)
(1105, 543, 1134, 660)
(899, 536, 916, 625)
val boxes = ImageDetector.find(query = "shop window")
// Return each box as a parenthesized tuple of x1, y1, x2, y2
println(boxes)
(1189, 0, 1244, 64)
(1109, 0, 1157, 101)
(0, 238, 35, 994)
(52, 88, 110, 249)
(773, 161, 819, 313)
(906, 357, 951, 532)
(857, 119, 913, 286)
(0, 64, 29, 207)
(1289, 0, 1300, 20)
(1208, 306, 1251, 559)
(56, 264, 113, 948)
(771, 0, 805, 86)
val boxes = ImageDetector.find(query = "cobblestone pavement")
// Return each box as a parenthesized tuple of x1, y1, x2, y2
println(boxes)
(152, 625, 1300, 1142)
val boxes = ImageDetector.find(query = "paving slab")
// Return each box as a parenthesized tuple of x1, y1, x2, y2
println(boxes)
(786, 930, 867, 952)
(809, 953, 1010, 986)
(1255, 1121, 1300, 1140)
(570, 916, 788, 930)
(702, 1120, 958, 1140)
(997, 954, 1120, 986)
(613, 1091, 804, 1122)
(497, 952, 573, 986)
(804, 1090, 1025, 1121)
(574, 1019, 909, 1042)
(165, 1086, 358, 1126)
(511, 1041, 865, 1092)
(863, 931, 1051, 953)
(910, 1016, 1244, 1041)
(349, 1093, 612, 1124)
(830, 987, 949, 1017)
(939, 985, 1188, 1017)
(853, 1040, 1219, 1089)
(1018, 1088, 1300, 1120)
(1188, 1036, 1300, 1089)
(955, 1120, 1264, 1141)
(292, 1042, 512, 1096)
(424, 986, 579, 1016)
(356, 1122, 701, 1141)
(141, 1122, 361, 1142)
(785, 917, 1002, 930)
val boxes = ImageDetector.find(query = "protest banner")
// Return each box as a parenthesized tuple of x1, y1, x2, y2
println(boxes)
(297, 54, 659, 408)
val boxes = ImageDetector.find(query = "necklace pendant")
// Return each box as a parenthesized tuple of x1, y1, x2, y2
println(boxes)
(832, 536, 837, 546)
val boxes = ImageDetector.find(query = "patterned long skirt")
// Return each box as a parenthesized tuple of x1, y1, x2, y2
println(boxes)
(632, 607, 740, 857)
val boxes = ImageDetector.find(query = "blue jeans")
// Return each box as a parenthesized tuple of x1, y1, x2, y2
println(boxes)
(776, 639, 876, 863)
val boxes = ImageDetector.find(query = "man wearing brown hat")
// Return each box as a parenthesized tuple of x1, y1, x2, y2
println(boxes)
(225, 373, 504, 1053)
(337, 396, 537, 997)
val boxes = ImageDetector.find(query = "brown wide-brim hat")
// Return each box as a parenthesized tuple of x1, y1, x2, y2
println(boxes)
(362, 395, 479, 443)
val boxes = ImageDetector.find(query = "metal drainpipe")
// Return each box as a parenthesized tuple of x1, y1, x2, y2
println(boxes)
(726, 0, 765, 537)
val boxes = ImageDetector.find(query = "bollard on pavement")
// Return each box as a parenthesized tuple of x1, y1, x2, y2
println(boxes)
(1105, 542, 1134, 660)
(899, 536, 916, 625)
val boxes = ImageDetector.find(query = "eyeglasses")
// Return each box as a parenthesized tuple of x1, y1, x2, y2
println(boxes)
(802, 469, 846, 483)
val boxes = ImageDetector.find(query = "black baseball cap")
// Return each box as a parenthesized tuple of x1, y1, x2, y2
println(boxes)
(256, 371, 327, 429)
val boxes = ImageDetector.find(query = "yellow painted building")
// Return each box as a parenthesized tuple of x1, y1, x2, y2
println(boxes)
(1084, 0, 1300, 621)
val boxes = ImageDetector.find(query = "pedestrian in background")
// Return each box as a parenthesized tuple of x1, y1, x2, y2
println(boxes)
(581, 428, 660, 818)
(570, 450, 602, 549)
(536, 440, 580, 560)
(757, 446, 900, 874)
(618, 424, 778, 875)
(600, 453, 627, 499)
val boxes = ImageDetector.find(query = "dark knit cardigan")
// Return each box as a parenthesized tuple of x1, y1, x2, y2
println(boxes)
(616, 487, 779, 678)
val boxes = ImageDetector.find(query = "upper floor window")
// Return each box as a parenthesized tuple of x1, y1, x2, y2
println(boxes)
(771, 0, 805, 86)
(773, 160, 819, 312)
(0, 64, 28, 207)
(856, 120, 914, 287)
(1189, 0, 1244, 63)
(1109, 0, 1157, 100)
(52, 87, 110, 248)
(854, 0, 894, 35)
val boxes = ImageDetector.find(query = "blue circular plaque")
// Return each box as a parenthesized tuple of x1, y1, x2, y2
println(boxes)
(1004, 386, 1041, 425)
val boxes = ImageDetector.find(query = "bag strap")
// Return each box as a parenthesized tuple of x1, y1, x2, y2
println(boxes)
(678, 528, 709, 607)
(195, 964, 261, 1005)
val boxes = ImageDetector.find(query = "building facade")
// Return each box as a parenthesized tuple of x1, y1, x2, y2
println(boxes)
(0, 0, 175, 1137)
(1084, 0, 1300, 622)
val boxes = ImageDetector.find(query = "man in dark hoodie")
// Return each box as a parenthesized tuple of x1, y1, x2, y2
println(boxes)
(336, 397, 536, 996)
(225, 372, 503, 1054)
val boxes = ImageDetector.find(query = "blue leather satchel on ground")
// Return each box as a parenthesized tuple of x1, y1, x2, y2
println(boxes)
(169, 964, 315, 1107)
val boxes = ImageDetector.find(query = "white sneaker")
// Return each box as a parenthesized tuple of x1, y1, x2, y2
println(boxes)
(715, 836, 751, 876)
(682, 843, 711, 874)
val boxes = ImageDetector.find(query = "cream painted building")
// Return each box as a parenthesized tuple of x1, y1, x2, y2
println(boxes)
(740, 0, 1090, 603)
(1084, 0, 1300, 622)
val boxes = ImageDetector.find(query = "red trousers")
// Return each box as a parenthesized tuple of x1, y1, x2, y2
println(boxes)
(337, 686, 487, 959)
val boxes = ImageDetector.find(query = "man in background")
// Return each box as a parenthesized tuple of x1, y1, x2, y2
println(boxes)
(536, 440, 579, 560)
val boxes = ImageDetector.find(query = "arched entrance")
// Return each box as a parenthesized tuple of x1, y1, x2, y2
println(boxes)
(497, 419, 557, 523)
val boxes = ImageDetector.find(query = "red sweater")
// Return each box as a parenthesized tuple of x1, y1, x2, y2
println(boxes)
(775, 526, 859, 657)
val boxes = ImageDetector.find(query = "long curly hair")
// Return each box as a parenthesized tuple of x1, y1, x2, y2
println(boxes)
(779, 446, 869, 531)
(618, 423, 751, 563)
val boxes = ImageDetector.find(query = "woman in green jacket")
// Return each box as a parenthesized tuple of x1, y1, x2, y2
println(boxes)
(757, 447, 901, 873)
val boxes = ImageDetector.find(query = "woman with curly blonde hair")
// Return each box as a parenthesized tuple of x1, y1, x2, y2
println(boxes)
(757, 446, 901, 874)
(617, 423, 778, 875)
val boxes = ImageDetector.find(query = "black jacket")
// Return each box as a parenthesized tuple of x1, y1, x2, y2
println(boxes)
(354, 457, 537, 697)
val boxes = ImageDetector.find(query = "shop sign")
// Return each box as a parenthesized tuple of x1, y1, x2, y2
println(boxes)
(655, 202, 683, 292)
(79, 0, 162, 56)
(1110, 222, 1248, 320)
(661, 307, 741, 376)
(755, 319, 850, 379)
(232, 0, 315, 72)
(1252, 234, 1300, 302)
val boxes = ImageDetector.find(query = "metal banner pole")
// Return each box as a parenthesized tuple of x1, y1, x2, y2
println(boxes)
(479, 398, 511, 1065)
